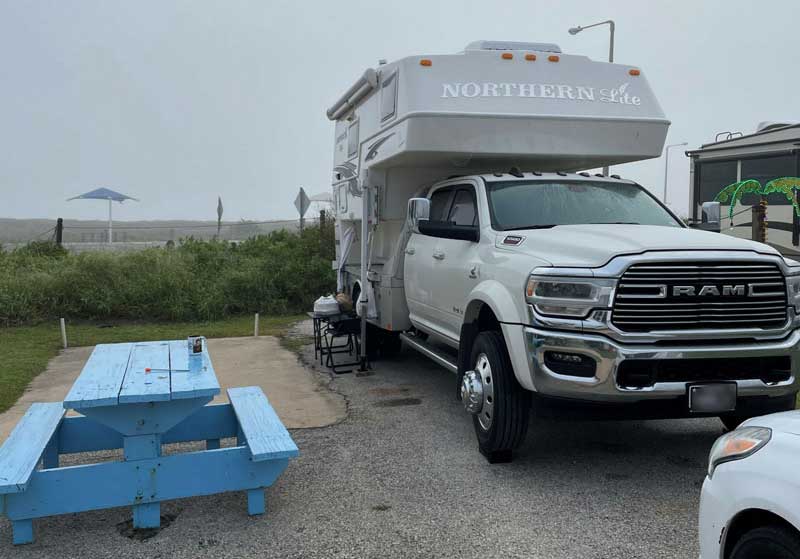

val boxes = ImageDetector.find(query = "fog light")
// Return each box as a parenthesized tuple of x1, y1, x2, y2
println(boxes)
(543, 351, 596, 378)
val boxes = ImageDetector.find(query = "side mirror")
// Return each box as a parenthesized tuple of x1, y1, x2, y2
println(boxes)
(700, 201, 721, 232)
(407, 198, 430, 233)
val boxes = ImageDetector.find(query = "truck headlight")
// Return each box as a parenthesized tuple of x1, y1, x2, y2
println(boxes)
(525, 276, 616, 318)
(787, 275, 800, 315)
(707, 426, 771, 478)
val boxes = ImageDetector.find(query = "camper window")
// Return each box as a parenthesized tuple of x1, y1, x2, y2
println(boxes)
(347, 120, 359, 158)
(380, 70, 398, 122)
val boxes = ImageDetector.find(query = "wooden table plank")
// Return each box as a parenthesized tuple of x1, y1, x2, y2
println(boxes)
(118, 343, 172, 404)
(0, 403, 65, 494)
(168, 340, 220, 400)
(64, 344, 134, 410)
(228, 387, 299, 461)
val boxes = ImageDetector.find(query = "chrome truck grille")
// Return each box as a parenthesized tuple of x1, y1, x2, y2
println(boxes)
(612, 262, 788, 332)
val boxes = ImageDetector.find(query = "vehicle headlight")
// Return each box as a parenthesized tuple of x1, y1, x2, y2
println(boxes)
(786, 274, 800, 315)
(707, 426, 771, 478)
(525, 275, 616, 319)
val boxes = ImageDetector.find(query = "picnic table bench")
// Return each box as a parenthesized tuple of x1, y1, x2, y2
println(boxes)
(0, 339, 298, 545)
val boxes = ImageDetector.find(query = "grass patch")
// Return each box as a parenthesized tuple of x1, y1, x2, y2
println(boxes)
(0, 315, 304, 414)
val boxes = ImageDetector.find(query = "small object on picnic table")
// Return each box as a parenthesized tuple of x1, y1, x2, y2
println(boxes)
(188, 335, 205, 372)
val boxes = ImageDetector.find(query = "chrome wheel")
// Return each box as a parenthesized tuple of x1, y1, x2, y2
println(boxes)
(474, 353, 494, 430)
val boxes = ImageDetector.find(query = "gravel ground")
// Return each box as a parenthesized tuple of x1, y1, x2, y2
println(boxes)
(0, 341, 721, 558)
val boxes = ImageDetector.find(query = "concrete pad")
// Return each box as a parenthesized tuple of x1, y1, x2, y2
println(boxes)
(0, 336, 346, 442)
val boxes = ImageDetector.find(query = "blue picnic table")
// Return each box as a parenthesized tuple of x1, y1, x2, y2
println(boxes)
(0, 339, 299, 545)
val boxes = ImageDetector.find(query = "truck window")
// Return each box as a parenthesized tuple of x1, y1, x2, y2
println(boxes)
(486, 180, 681, 231)
(448, 188, 477, 226)
(429, 187, 455, 221)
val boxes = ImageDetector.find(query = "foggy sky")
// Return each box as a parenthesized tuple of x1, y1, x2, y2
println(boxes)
(1, 0, 798, 222)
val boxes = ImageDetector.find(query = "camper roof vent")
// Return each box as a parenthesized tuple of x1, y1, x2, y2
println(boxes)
(465, 40, 562, 53)
(757, 121, 797, 133)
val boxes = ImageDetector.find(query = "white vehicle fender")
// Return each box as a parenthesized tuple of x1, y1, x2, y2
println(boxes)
(463, 279, 535, 391)
(464, 279, 526, 325)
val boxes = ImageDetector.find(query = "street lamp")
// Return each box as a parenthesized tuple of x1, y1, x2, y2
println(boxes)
(568, 20, 616, 176)
(662, 142, 688, 205)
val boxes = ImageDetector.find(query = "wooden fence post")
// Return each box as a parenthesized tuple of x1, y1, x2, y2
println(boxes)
(59, 318, 68, 349)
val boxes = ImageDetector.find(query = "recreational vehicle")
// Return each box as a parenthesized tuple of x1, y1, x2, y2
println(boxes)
(327, 41, 799, 463)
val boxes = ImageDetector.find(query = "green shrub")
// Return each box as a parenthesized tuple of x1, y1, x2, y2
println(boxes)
(0, 225, 335, 325)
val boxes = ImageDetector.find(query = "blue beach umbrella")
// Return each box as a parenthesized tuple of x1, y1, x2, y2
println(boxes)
(67, 188, 139, 243)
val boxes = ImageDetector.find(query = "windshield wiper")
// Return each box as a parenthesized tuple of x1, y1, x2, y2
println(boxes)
(586, 221, 641, 225)
(503, 224, 559, 231)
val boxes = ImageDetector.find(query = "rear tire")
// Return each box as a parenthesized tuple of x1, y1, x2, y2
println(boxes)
(470, 331, 530, 463)
(730, 525, 800, 559)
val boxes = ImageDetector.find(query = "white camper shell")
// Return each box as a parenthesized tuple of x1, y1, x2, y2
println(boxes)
(328, 41, 669, 332)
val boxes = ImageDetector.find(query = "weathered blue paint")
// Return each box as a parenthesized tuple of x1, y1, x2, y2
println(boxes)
(11, 519, 32, 545)
(119, 343, 172, 404)
(0, 402, 64, 493)
(4, 448, 289, 519)
(247, 488, 266, 516)
(168, 341, 220, 400)
(63, 343, 134, 409)
(228, 387, 300, 461)
(77, 397, 212, 436)
(42, 434, 59, 470)
(58, 404, 238, 454)
(1, 341, 298, 545)
(65, 340, 221, 411)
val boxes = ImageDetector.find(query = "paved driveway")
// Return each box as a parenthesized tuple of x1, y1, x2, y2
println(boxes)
(0, 343, 718, 558)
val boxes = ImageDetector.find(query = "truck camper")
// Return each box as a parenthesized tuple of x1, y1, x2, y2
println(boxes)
(326, 40, 799, 463)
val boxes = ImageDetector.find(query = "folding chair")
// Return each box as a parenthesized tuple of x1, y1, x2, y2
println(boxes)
(322, 317, 361, 374)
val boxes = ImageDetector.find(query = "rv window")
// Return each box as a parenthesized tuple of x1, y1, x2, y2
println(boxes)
(448, 189, 477, 226)
(380, 70, 398, 122)
(347, 120, 359, 158)
(429, 188, 455, 221)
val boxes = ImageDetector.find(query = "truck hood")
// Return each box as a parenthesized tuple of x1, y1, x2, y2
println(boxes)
(742, 410, 800, 436)
(497, 224, 780, 268)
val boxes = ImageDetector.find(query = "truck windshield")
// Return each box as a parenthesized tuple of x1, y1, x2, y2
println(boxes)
(486, 180, 681, 231)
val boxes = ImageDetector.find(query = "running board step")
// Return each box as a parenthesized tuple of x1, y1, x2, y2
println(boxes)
(399, 334, 458, 374)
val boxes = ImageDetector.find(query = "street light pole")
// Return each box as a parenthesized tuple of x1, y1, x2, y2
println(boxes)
(568, 20, 615, 176)
(662, 142, 688, 205)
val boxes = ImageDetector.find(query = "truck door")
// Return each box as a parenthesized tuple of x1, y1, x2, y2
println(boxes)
(404, 186, 455, 335)
(432, 185, 481, 340)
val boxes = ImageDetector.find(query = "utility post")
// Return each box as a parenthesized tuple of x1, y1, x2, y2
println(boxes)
(319, 209, 327, 257)
(55, 218, 63, 246)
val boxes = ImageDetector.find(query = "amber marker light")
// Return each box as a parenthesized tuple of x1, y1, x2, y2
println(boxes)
(548, 55, 560, 62)
(525, 54, 536, 61)
(629, 68, 641, 76)
(501, 52, 513, 60)
(419, 59, 432, 66)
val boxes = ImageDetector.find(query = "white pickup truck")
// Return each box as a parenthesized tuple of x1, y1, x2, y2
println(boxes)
(327, 41, 799, 462)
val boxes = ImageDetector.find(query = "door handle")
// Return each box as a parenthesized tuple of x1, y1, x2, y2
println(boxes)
(405, 247, 415, 255)
(433, 250, 445, 260)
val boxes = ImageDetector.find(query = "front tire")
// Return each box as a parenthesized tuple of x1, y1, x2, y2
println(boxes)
(469, 331, 530, 463)
(730, 525, 800, 559)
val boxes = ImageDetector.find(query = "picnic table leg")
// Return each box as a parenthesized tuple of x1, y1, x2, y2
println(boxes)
(247, 488, 265, 516)
(206, 438, 220, 450)
(12, 520, 33, 545)
(124, 434, 162, 530)
(42, 438, 59, 469)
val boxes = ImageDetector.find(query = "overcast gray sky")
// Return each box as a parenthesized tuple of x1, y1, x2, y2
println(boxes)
(0, 0, 798, 222)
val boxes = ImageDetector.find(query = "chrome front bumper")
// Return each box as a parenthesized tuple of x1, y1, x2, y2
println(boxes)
(522, 326, 800, 403)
